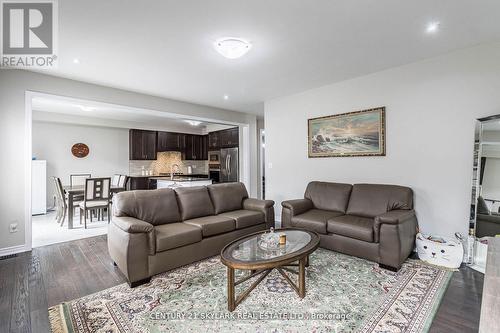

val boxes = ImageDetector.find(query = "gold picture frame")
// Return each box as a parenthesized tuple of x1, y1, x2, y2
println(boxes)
(308, 107, 386, 158)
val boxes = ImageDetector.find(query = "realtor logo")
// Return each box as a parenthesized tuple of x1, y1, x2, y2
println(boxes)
(1, 0, 58, 68)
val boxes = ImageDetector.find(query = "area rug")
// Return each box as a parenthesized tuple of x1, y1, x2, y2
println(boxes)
(49, 249, 451, 333)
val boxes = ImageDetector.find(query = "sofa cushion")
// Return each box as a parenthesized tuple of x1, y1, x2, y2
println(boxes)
(327, 215, 374, 242)
(219, 210, 264, 229)
(114, 188, 181, 226)
(291, 209, 344, 234)
(183, 215, 235, 237)
(207, 182, 249, 214)
(175, 186, 215, 220)
(155, 223, 202, 252)
(304, 181, 352, 213)
(346, 184, 413, 218)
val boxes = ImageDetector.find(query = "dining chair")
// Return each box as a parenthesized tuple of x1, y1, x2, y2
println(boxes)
(112, 174, 121, 187)
(117, 175, 128, 190)
(52, 176, 84, 227)
(79, 177, 112, 228)
(52, 177, 67, 225)
(70, 173, 91, 187)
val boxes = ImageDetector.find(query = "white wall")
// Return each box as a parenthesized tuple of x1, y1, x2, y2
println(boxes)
(0, 70, 258, 252)
(265, 42, 500, 238)
(32, 121, 129, 207)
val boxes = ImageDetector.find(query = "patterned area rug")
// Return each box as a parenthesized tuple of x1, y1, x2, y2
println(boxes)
(49, 249, 451, 333)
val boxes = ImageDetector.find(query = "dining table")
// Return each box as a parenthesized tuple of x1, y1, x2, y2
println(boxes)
(63, 185, 124, 229)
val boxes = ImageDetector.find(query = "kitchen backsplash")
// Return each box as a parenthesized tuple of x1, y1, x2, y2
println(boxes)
(129, 152, 208, 176)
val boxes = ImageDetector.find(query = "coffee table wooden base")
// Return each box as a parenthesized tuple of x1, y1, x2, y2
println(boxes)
(227, 255, 308, 312)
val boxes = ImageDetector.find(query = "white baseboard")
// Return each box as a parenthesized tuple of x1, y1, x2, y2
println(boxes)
(0, 244, 29, 257)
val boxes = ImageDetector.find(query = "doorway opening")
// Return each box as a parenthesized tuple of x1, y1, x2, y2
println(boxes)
(26, 92, 251, 249)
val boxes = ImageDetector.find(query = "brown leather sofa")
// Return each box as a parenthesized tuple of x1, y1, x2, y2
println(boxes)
(281, 181, 417, 271)
(108, 182, 274, 286)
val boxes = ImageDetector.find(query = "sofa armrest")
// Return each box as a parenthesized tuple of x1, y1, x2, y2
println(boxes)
(375, 210, 417, 269)
(374, 210, 416, 241)
(108, 217, 156, 284)
(112, 216, 154, 233)
(280, 199, 313, 228)
(281, 199, 313, 216)
(243, 198, 275, 227)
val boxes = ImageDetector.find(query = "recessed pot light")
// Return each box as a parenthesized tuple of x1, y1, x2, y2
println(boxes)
(214, 37, 252, 59)
(223, 95, 229, 100)
(73, 58, 80, 64)
(426, 21, 440, 34)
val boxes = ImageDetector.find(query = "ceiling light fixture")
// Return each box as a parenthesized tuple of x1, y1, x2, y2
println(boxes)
(426, 21, 440, 34)
(214, 37, 252, 59)
(73, 58, 80, 64)
(79, 105, 96, 112)
(185, 120, 202, 126)
(223, 95, 229, 100)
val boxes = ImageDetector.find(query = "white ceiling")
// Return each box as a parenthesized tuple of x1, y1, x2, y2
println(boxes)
(35, 0, 500, 115)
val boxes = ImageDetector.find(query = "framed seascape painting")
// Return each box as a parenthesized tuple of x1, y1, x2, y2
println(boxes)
(308, 107, 386, 157)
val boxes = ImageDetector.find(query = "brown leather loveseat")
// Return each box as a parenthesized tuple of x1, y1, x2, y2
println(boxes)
(281, 182, 417, 271)
(108, 182, 274, 286)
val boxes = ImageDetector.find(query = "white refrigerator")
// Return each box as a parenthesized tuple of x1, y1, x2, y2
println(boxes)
(32, 160, 47, 215)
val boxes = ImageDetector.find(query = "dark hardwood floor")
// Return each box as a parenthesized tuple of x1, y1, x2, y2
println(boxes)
(0, 235, 484, 333)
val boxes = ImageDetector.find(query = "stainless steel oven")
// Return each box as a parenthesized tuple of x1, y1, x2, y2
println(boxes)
(208, 150, 220, 165)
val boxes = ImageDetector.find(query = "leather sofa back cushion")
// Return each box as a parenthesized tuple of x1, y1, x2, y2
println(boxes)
(304, 181, 352, 213)
(207, 182, 249, 214)
(347, 184, 413, 218)
(175, 186, 215, 220)
(113, 188, 181, 225)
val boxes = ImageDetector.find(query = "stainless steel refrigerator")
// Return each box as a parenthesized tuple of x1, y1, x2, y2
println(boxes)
(220, 148, 238, 183)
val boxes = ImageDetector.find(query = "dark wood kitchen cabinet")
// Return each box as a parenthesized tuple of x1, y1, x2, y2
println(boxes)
(157, 131, 184, 152)
(201, 135, 208, 160)
(127, 177, 152, 190)
(208, 131, 220, 150)
(220, 127, 239, 148)
(183, 134, 208, 160)
(129, 129, 157, 160)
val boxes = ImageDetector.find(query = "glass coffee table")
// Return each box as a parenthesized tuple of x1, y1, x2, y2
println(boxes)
(220, 228, 320, 311)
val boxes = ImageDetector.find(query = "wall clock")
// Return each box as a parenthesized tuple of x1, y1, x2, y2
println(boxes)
(71, 143, 89, 158)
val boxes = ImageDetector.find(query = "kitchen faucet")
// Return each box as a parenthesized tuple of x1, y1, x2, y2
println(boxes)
(170, 164, 180, 180)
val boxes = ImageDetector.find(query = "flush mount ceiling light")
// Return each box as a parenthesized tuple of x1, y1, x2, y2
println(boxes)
(426, 21, 440, 34)
(79, 105, 96, 112)
(214, 37, 252, 59)
(185, 120, 202, 126)
(223, 95, 229, 100)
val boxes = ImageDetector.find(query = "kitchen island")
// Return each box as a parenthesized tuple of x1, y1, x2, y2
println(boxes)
(150, 176, 212, 188)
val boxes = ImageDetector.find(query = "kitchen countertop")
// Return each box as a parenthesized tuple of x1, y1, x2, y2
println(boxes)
(150, 176, 212, 182)
(129, 174, 209, 178)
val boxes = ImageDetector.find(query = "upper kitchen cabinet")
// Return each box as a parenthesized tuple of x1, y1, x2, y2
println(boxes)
(157, 131, 184, 152)
(129, 129, 157, 160)
(183, 134, 207, 160)
(208, 131, 220, 150)
(201, 135, 208, 160)
(220, 127, 239, 148)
